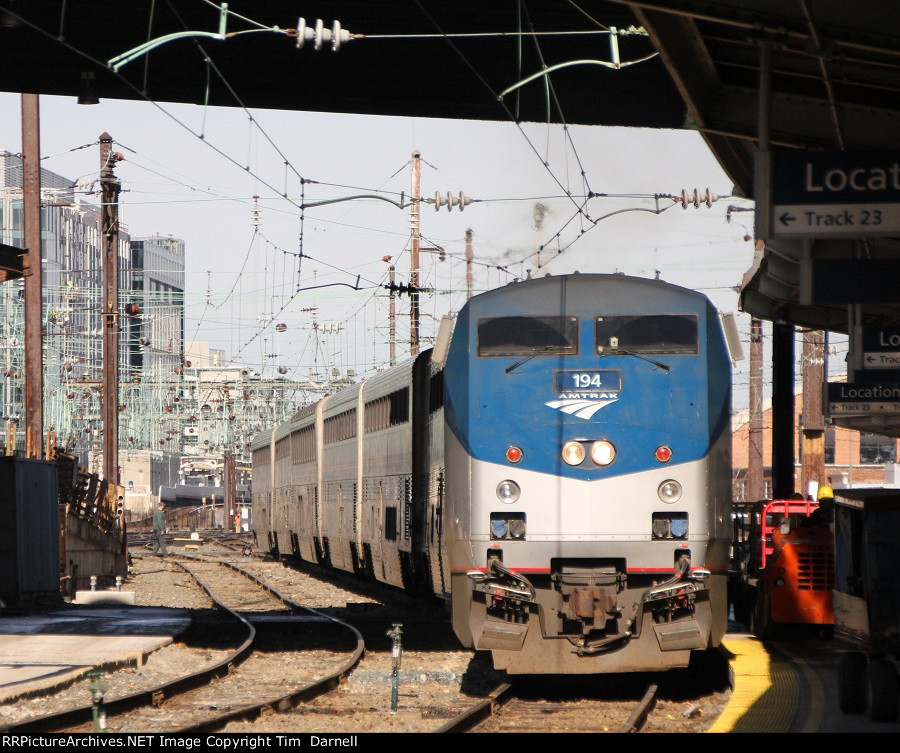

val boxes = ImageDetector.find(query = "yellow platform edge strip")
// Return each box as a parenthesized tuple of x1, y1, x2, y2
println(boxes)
(706, 636, 799, 733)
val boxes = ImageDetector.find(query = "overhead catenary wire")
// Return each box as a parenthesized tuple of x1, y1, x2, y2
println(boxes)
(5, 3, 759, 415)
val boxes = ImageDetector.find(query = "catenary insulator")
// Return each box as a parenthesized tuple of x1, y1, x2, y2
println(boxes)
(295, 17, 353, 51)
(432, 191, 471, 211)
(678, 188, 719, 209)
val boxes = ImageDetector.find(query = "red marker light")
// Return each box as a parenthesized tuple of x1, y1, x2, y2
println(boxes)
(655, 445, 672, 463)
(506, 446, 523, 463)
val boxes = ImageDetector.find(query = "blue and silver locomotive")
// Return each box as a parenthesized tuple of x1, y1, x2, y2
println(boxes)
(252, 272, 732, 674)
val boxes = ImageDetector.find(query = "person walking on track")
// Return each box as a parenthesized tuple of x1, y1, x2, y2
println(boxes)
(152, 502, 169, 557)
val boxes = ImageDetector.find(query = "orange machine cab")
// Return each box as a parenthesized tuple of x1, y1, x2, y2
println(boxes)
(731, 498, 835, 636)
(764, 521, 834, 626)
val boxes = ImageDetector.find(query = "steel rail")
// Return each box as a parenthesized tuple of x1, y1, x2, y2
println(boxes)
(156, 555, 366, 733)
(433, 682, 514, 733)
(0, 559, 256, 733)
(434, 680, 658, 733)
(1, 555, 364, 734)
(617, 683, 658, 733)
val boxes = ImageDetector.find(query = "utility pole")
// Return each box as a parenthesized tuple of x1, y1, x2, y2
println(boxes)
(800, 328, 825, 496)
(22, 94, 43, 458)
(748, 317, 764, 500)
(465, 228, 474, 300)
(409, 150, 420, 357)
(100, 133, 121, 484)
(224, 451, 236, 524)
(388, 264, 396, 366)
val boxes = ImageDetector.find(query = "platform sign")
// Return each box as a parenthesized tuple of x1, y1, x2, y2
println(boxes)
(827, 381, 900, 415)
(862, 326, 900, 370)
(813, 259, 900, 304)
(772, 150, 900, 237)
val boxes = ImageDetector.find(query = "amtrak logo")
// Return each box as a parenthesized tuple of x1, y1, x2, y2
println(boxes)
(546, 392, 619, 420)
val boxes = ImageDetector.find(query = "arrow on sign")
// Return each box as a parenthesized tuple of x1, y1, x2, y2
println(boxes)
(779, 212, 796, 226)
(867, 355, 877, 364)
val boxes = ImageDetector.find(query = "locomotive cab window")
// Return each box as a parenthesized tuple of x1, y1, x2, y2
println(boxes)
(477, 316, 578, 356)
(595, 314, 698, 355)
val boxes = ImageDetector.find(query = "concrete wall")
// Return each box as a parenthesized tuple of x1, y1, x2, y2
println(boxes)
(63, 512, 127, 596)
(120, 451, 180, 517)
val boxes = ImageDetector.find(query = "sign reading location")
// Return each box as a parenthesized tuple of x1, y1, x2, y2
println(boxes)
(827, 381, 900, 415)
(862, 326, 900, 351)
(772, 150, 900, 237)
(861, 325, 900, 370)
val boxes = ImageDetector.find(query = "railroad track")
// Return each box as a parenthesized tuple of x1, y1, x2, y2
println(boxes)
(436, 682, 658, 733)
(1, 555, 364, 734)
(176, 548, 729, 735)
(126, 529, 252, 549)
(1, 543, 729, 734)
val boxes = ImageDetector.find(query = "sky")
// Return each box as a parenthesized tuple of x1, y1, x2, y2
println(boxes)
(0, 90, 824, 413)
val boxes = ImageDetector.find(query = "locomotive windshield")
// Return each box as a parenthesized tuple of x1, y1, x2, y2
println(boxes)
(477, 316, 579, 356)
(595, 314, 698, 355)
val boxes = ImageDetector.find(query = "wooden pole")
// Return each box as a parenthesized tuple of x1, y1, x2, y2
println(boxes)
(100, 134, 121, 483)
(22, 94, 43, 458)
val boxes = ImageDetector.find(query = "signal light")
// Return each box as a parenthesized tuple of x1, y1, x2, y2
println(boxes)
(506, 445, 523, 463)
(655, 445, 672, 463)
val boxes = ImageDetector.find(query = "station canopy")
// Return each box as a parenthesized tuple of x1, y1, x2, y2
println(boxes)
(0, 1, 685, 127)
(615, 1, 900, 335)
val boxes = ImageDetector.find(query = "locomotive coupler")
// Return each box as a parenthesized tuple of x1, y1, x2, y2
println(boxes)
(641, 559, 708, 621)
(468, 561, 537, 605)
(467, 562, 537, 649)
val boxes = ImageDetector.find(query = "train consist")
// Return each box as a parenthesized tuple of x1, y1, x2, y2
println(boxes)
(252, 273, 733, 674)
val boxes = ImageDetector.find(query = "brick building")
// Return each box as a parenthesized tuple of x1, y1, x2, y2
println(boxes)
(732, 391, 899, 502)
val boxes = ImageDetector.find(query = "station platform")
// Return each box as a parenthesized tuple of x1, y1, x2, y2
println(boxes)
(0, 604, 190, 704)
(711, 630, 900, 733)
(0, 610, 897, 732)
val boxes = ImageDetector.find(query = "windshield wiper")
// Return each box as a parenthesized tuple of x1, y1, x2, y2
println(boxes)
(505, 345, 561, 373)
(600, 349, 670, 372)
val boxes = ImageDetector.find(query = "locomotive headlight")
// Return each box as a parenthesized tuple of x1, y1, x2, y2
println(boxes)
(496, 480, 521, 504)
(490, 518, 509, 539)
(561, 441, 585, 466)
(658, 479, 683, 504)
(590, 440, 616, 466)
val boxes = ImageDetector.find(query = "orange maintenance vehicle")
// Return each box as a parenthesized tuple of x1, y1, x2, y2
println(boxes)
(730, 490, 835, 639)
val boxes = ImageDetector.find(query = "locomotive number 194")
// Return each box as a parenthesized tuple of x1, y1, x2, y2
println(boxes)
(554, 370, 621, 392)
